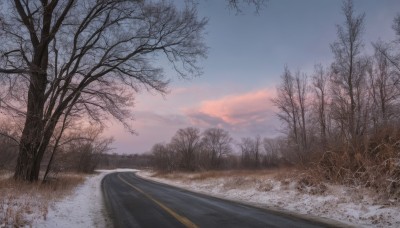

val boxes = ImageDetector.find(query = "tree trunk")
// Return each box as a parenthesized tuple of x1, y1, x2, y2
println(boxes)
(13, 6, 53, 180)
(14, 116, 60, 181)
(14, 143, 40, 181)
(14, 70, 47, 181)
(14, 122, 48, 181)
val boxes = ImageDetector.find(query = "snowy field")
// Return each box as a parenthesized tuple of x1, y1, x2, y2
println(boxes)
(5, 168, 398, 227)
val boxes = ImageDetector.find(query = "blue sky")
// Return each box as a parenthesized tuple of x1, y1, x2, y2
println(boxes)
(106, 0, 400, 154)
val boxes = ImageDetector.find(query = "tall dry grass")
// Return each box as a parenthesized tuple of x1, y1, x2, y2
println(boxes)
(151, 168, 329, 195)
(152, 169, 280, 180)
(315, 126, 400, 201)
(0, 172, 86, 227)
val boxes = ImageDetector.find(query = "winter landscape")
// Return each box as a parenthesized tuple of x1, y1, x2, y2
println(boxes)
(1, 0, 400, 227)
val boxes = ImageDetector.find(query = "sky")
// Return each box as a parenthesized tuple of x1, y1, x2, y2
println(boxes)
(105, 0, 400, 154)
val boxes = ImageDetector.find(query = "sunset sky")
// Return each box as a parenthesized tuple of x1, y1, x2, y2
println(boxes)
(106, 0, 400, 154)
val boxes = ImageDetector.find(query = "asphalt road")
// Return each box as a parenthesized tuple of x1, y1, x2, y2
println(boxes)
(102, 172, 339, 228)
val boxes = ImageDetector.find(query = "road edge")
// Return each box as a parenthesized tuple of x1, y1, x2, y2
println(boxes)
(135, 170, 356, 228)
(100, 173, 118, 228)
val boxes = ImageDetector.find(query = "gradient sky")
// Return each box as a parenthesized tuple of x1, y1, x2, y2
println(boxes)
(105, 0, 400, 154)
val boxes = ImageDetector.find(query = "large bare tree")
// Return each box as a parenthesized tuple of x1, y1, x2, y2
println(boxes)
(0, 0, 207, 181)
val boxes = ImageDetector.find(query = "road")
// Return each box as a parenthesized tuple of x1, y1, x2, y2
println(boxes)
(102, 172, 339, 228)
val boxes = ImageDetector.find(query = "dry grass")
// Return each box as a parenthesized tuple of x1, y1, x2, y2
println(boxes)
(314, 126, 400, 201)
(0, 172, 86, 227)
(153, 168, 294, 180)
(152, 168, 331, 196)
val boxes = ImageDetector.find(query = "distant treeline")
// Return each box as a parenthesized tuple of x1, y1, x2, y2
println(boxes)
(97, 153, 152, 169)
(148, 127, 289, 171)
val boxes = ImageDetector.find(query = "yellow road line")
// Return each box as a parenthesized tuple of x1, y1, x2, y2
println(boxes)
(117, 174, 198, 228)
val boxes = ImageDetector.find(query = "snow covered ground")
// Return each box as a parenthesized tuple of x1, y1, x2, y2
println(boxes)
(33, 169, 138, 228)
(137, 170, 400, 228)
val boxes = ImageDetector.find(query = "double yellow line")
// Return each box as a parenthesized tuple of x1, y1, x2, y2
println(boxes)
(117, 174, 198, 228)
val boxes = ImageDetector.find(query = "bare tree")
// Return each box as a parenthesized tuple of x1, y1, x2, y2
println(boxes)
(261, 137, 281, 167)
(170, 127, 202, 171)
(239, 136, 261, 168)
(272, 66, 299, 145)
(227, 0, 268, 13)
(0, 120, 20, 169)
(372, 14, 400, 115)
(295, 71, 309, 151)
(151, 143, 176, 172)
(272, 66, 310, 163)
(52, 126, 113, 174)
(369, 43, 400, 128)
(311, 64, 330, 147)
(201, 128, 233, 169)
(379, 13, 400, 73)
(330, 0, 368, 159)
(0, 0, 207, 181)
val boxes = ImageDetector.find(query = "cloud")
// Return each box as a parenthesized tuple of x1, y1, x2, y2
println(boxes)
(185, 88, 279, 137)
(133, 111, 188, 127)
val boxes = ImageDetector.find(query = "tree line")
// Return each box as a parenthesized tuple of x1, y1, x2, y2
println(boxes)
(271, 0, 400, 195)
(150, 127, 290, 171)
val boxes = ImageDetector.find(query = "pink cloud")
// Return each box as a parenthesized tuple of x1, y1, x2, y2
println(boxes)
(186, 88, 278, 131)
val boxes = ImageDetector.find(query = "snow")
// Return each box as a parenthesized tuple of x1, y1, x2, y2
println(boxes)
(33, 169, 138, 228)
(137, 171, 400, 228)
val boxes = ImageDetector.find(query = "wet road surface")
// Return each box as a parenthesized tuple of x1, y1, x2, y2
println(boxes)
(102, 172, 339, 228)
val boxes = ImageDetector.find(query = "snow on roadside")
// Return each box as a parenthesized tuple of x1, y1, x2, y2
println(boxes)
(137, 171, 400, 228)
(33, 169, 138, 228)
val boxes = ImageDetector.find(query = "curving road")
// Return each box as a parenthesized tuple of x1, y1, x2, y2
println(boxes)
(102, 172, 341, 228)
